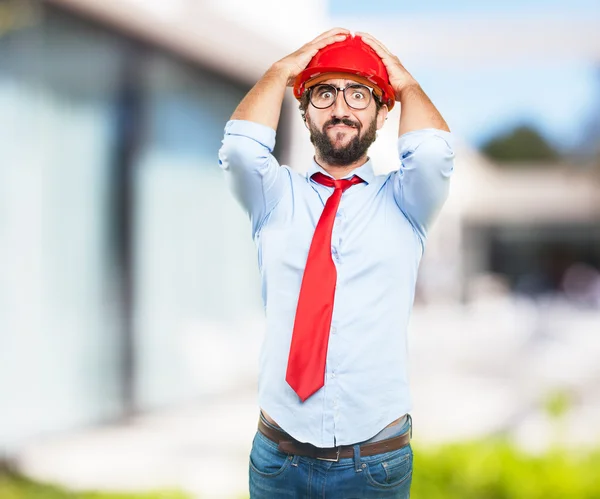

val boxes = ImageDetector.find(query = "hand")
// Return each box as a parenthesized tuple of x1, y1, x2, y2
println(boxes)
(356, 32, 419, 101)
(271, 28, 351, 87)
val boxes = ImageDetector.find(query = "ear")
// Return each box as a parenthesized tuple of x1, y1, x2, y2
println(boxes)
(303, 109, 312, 130)
(376, 104, 388, 130)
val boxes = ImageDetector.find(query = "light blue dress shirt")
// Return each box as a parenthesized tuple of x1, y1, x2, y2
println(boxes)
(219, 119, 455, 447)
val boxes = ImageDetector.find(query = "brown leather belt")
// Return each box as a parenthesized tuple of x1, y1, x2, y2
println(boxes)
(257, 417, 410, 462)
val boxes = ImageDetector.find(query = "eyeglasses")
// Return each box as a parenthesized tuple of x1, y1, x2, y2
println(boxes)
(309, 83, 375, 110)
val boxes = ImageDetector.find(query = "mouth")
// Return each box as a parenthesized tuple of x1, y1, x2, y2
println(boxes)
(327, 124, 358, 133)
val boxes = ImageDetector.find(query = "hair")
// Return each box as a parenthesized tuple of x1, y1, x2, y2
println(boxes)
(298, 87, 383, 122)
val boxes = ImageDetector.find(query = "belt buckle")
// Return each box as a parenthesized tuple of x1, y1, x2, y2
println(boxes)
(317, 446, 341, 462)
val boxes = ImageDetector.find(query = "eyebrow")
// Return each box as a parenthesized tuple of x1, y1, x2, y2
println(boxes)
(320, 80, 361, 86)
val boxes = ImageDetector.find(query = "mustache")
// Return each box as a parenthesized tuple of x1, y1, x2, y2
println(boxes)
(324, 118, 360, 129)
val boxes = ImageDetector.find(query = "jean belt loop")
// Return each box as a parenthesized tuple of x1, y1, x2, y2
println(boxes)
(408, 413, 413, 439)
(353, 444, 362, 472)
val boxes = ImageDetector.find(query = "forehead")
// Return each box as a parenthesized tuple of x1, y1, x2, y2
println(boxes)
(319, 78, 364, 87)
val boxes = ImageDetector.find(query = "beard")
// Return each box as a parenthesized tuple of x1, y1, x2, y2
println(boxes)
(308, 116, 378, 166)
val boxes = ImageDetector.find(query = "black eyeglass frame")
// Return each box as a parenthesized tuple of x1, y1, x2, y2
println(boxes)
(308, 83, 377, 110)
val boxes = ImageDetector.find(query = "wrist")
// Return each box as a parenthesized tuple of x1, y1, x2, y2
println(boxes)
(267, 63, 294, 86)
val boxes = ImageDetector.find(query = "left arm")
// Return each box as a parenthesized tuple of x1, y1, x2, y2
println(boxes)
(395, 83, 450, 137)
(358, 32, 450, 136)
(392, 129, 454, 244)
(358, 32, 454, 241)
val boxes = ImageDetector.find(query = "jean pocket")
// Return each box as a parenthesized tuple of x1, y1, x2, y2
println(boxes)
(249, 432, 293, 478)
(364, 444, 413, 489)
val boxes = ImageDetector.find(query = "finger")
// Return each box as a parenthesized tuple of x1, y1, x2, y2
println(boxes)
(356, 31, 387, 48)
(357, 33, 386, 53)
(357, 32, 391, 54)
(292, 33, 347, 77)
(306, 33, 348, 54)
(358, 33, 394, 61)
(316, 32, 348, 46)
(312, 27, 351, 44)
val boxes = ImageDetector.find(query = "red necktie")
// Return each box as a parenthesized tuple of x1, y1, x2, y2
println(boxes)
(286, 172, 364, 402)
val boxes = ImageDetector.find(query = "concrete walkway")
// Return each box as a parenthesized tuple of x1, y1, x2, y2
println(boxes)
(16, 387, 260, 499)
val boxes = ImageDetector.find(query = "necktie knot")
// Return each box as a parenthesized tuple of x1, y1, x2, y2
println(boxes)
(311, 172, 364, 192)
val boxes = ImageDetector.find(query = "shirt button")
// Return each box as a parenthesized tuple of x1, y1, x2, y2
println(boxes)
(331, 372, 336, 378)
(331, 327, 337, 334)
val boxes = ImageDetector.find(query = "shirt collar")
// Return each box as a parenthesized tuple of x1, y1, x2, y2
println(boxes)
(305, 158, 375, 185)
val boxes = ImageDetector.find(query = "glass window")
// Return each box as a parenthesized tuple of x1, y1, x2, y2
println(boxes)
(0, 9, 124, 449)
(133, 54, 261, 408)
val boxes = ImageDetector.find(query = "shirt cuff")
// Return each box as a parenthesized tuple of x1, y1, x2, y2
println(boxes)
(397, 128, 454, 155)
(224, 120, 276, 152)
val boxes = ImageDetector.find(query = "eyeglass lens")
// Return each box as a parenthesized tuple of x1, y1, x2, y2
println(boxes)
(310, 84, 372, 110)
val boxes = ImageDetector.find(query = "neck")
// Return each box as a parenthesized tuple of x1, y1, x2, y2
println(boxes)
(314, 154, 369, 179)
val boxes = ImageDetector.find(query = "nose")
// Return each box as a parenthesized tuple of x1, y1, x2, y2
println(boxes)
(330, 89, 351, 118)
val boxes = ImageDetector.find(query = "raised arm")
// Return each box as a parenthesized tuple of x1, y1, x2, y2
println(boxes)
(358, 32, 454, 243)
(231, 28, 351, 130)
(357, 32, 450, 136)
(219, 28, 351, 237)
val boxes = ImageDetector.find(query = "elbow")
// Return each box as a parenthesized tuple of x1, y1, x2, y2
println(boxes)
(413, 136, 455, 179)
(218, 135, 271, 174)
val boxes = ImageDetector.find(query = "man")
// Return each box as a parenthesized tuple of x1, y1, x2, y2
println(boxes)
(219, 27, 454, 498)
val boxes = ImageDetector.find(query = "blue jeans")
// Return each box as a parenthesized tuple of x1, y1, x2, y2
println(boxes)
(249, 416, 413, 498)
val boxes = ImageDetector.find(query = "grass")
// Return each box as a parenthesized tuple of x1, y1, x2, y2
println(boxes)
(0, 467, 190, 499)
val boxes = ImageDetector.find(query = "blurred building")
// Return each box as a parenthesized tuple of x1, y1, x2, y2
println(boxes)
(419, 148, 600, 304)
(0, 0, 326, 455)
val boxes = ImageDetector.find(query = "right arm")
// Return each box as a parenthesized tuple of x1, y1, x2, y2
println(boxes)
(230, 28, 350, 131)
(219, 28, 350, 236)
(229, 67, 288, 131)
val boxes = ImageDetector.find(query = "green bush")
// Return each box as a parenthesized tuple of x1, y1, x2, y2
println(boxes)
(412, 440, 600, 499)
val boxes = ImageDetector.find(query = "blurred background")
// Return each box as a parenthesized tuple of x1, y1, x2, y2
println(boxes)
(1, 0, 599, 498)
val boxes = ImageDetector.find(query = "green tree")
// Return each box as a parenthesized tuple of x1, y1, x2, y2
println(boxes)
(577, 67, 600, 168)
(481, 125, 560, 163)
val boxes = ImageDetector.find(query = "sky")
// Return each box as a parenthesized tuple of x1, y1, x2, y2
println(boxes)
(328, 0, 600, 151)
(414, 63, 598, 151)
(329, 0, 600, 16)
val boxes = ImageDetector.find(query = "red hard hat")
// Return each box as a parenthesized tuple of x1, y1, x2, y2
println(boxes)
(293, 35, 396, 110)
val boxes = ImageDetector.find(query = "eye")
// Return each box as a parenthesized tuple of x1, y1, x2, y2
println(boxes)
(347, 85, 369, 100)
(314, 85, 336, 99)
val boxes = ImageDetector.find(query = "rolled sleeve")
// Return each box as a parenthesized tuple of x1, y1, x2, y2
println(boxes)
(218, 120, 286, 237)
(221, 120, 276, 159)
(392, 128, 455, 245)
